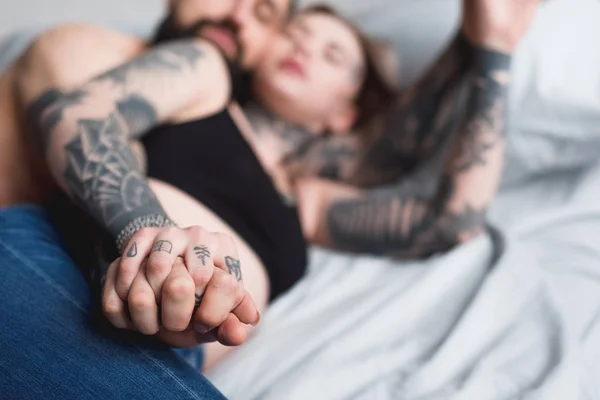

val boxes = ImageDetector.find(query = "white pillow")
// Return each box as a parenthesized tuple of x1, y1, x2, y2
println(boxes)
(502, 0, 600, 186)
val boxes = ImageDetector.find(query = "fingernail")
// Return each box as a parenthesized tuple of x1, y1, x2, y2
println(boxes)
(194, 324, 211, 334)
(251, 310, 261, 327)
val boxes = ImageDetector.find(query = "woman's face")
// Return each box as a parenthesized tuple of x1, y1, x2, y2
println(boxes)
(253, 12, 365, 133)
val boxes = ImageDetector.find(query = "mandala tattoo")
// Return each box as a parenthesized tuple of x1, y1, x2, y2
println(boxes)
(194, 245, 210, 266)
(62, 113, 164, 234)
(225, 256, 242, 282)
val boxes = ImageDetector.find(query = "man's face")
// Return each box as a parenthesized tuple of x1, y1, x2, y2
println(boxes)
(154, 0, 292, 70)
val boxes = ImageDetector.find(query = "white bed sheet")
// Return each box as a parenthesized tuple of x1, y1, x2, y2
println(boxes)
(1, 0, 599, 398)
(206, 1, 600, 398)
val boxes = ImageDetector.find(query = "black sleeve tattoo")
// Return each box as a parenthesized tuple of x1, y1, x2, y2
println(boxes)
(25, 40, 206, 248)
(62, 112, 164, 235)
(326, 44, 511, 258)
(352, 33, 476, 187)
(286, 33, 476, 188)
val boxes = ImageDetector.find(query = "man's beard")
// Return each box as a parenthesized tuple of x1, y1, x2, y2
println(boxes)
(151, 13, 245, 66)
(150, 13, 253, 104)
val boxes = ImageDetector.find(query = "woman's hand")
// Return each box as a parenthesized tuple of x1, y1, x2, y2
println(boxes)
(462, 0, 542, 53)
(101, 225, 260, 347)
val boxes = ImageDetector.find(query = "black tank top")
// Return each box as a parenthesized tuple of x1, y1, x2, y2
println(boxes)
(141, 111, 308, 301)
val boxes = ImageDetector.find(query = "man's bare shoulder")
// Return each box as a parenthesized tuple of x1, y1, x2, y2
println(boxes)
(16, 23, 145, 103)
(32, 23, 143, 58)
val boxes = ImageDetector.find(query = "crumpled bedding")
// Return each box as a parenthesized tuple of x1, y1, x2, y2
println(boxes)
(205, 0, 600, 398)
(207, 159, 600, 399)
(2, 0, 599, 398)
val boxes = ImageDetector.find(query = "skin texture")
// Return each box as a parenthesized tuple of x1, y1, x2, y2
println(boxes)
(0, 0, 290, 369)
(313, 49, 511, 258)
(266, 0, 542, 258)
(0, 0, 541, 372)
(13, 7, 367, 371)
(252, 11, 365, 133)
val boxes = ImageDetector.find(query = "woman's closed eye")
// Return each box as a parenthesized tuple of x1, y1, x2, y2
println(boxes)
(324, 44, 346, 67)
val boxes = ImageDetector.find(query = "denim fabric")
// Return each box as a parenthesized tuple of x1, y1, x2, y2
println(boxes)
(0, 205, 225, 400)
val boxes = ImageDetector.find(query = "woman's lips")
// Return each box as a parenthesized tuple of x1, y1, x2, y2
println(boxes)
(200, 26, 238, 58)
(279, 58, 306, 78)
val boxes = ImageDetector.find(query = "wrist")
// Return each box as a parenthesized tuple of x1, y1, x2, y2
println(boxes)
(459, 32, 512, 75)
(473, 46, 512, 75)
(115, 213, 177, 253)
(459, 29, 515, 57)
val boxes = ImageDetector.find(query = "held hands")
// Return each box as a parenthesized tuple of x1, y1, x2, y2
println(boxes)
(461, 0, 542, 53)
(102, 225, 260, 348)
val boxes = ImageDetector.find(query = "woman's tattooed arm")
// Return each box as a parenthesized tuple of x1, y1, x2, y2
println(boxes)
(309, 46, 511, 257)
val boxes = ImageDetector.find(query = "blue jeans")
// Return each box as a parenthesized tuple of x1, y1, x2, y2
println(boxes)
(0, 205, 225, 400)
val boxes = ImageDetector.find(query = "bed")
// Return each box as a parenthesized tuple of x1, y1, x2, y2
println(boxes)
(2, 0, 600, 398)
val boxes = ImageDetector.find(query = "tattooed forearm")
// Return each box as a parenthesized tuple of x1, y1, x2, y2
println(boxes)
(352, 33, 476, 187)
(29, 41, 204, 146)
(285, 33, 477, 188)
(25, 39, 217, 248)
(94, 41, 203, 86)
(326, 182, 486, 257)
(27, 89, 87, 149)
(325, 46, 511, 257)
(61, 110, 166, 240)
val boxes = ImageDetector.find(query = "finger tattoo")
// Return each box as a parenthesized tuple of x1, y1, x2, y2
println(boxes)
(225, 256, 242, 282)
(152, 240, 173, 254)
(194, 245, 210, 266)
(126, 241, 138, 258)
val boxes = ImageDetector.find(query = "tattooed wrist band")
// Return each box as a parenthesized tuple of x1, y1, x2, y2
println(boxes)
(116, 214, 177, 252)
(472, 47, 512, 75)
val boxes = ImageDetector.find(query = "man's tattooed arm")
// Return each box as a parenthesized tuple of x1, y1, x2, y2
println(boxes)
(26, 39, 230, 250)
(306, 47, 511, 257)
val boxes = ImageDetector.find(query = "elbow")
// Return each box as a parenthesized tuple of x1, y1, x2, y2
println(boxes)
(439, 207, 488, 249)
(25, 88, 73, 152)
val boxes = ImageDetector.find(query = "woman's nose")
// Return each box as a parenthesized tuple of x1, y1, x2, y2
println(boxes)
(292, 37, 312, 59)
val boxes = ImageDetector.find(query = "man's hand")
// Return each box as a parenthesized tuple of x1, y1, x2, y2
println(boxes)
(101, 225, 260, 347)
(462, 0, 542, 53)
